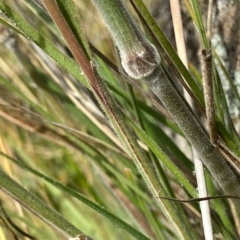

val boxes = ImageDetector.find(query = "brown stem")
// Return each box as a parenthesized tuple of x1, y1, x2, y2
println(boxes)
(201, 49, 217, 144)
(41, 0, 98, 90)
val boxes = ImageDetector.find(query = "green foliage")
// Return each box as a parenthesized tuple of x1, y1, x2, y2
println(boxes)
(0, 0, 239, 239)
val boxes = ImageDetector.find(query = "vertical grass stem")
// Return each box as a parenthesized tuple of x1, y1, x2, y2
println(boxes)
(148, 67, 240, 211)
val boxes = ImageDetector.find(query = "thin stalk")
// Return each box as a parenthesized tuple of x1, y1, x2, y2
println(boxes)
(201, 50, 217, 144)
(193, 155, 213, 240)
(127, 83, 144, 127)
(206, 0, 214, 40)
(189, 0, 209, 49)
(205, 171, 235, 237)
(127, 82, 174, 197)
(169, 0, 188, 67)
(41, 0, 96, 88)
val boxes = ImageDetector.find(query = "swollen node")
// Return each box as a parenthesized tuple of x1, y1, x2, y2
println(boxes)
(120, 42, 160, 80)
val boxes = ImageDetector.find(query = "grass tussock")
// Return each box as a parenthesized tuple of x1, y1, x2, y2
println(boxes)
(0, 0, 240, 239)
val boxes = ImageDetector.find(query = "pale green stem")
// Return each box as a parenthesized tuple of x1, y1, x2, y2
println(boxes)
(94, 0, 240, 212)
(93, 0, 198, 239)
(93, 0, 160, 80)
(170, 1, 213, 238)
(147, 67, 240, 210)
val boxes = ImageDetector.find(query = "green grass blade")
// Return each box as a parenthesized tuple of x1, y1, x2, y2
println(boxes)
(56, 0, 92, 59)
(1, 152, 151, 240)
(0, 169, 86, 239)
(189, 0, 209, 48)
(94, 78, 198, 239)
(126, 115, 197, 198)
(0, 1, 88, 88)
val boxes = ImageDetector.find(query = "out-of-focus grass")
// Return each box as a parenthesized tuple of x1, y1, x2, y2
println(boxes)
(0, 0, 239, 239)
(0, 1, 164, 239)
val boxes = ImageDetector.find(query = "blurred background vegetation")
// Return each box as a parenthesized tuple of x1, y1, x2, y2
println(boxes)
(0, 0, 240, 239)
